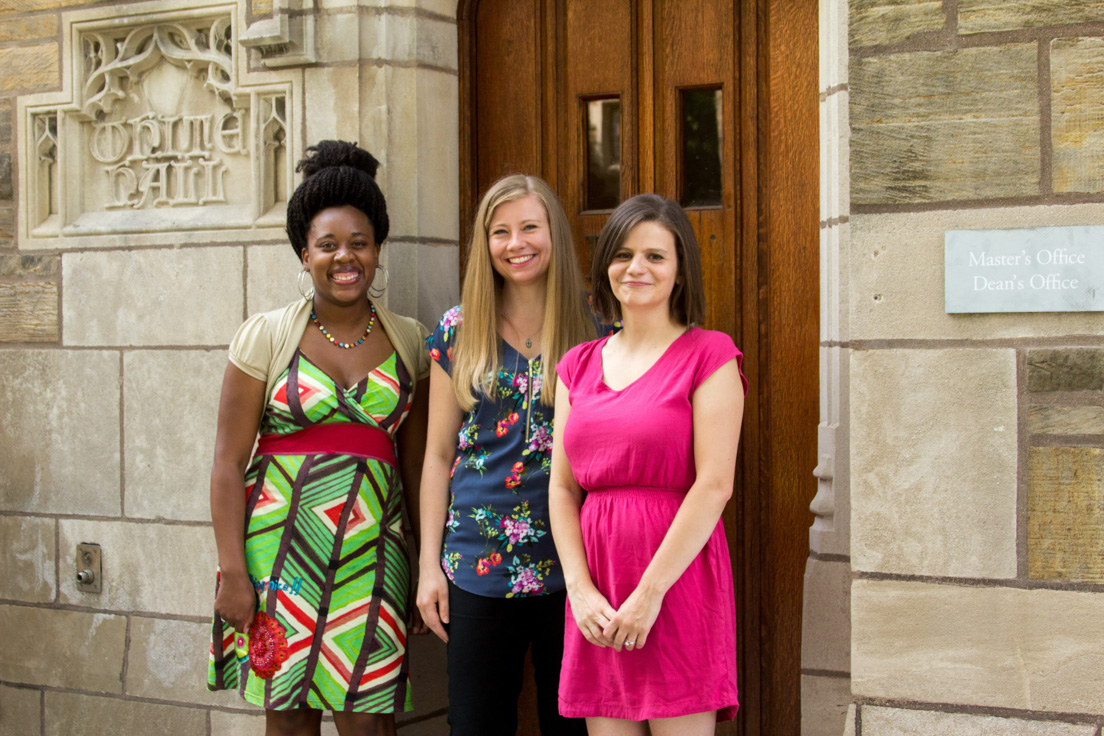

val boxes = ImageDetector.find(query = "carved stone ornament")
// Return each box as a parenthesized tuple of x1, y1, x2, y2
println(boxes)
(17, 2, 300, 249)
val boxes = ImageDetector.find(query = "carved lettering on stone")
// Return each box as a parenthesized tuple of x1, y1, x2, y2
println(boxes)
(77, 19, 246, 212)
(17, 5, 297, 248)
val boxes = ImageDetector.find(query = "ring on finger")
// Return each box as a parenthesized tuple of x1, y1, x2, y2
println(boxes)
(625, 639, 636, 647)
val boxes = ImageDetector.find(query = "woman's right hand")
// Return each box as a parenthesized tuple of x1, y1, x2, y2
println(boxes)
(416, 565, 450, 643)
(214, 570, 257, 633)
(567, 584, 618, 648)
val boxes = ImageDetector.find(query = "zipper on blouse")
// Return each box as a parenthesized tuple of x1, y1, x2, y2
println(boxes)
(525, 359, 533, 444)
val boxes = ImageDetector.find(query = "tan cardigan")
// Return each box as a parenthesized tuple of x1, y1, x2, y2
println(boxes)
(228, 297, 430, 411)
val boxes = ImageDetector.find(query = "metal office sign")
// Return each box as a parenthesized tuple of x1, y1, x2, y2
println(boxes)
(945, 225, 1104, 313)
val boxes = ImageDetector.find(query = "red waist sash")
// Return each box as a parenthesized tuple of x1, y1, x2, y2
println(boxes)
(255, 423, 396, 467)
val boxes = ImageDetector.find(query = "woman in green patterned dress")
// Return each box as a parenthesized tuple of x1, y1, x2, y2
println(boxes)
(208, 141, 429, 736)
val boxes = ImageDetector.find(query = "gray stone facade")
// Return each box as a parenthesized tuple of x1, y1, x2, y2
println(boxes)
(0, 0, 457, 733)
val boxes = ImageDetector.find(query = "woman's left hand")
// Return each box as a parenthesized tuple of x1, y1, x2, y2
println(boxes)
(603, 584, 664, 652)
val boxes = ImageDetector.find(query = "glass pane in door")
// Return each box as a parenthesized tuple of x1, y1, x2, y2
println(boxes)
(680, 88, 723, 207)
(586, 97, 621, 210)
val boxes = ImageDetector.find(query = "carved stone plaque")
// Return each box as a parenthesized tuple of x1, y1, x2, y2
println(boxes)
(18, 2, 298, 249)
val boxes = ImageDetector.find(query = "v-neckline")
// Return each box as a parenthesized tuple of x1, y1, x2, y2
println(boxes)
(501, 338, 541, 368)
(598, 328, 693, 393)
(297, 348, 396, 393)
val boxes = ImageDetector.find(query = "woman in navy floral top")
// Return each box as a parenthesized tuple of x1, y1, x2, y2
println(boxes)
(417, 175, 596, 735)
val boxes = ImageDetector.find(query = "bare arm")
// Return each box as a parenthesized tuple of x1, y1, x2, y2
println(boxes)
(602, 360, 744, 651)
(415, 362, 463, 642)
(548, 377, 617, 647)
(210, 362, 267, 633)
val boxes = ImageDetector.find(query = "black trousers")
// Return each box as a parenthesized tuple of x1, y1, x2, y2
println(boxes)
(446, 582, 588, 736)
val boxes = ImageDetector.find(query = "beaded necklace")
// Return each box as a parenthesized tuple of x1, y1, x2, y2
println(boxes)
(310, 302, 377, 349)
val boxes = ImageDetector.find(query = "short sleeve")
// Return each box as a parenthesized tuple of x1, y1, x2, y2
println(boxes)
(426, 305, 463, 376)
(555, 342, 585, 391)
(690, 330, 748, 396)
(227, 312, 273, 383)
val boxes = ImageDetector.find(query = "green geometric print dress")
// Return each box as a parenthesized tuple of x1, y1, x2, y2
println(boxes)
(208, 348, 413, 713)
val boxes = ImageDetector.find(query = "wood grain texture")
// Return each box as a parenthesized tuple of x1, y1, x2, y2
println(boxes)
(764, 1, 819, 733)
(460, 3, 819, 734)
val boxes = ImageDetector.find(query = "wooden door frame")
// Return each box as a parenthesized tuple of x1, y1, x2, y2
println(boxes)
(455, 2, 818, 734)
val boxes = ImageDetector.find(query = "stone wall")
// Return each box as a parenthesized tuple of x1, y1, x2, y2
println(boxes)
(0, 1, 459, 733)
(826, 0, 1104, 733)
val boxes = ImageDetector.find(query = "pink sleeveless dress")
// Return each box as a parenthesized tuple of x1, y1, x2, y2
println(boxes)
(555, 328, 744, 722)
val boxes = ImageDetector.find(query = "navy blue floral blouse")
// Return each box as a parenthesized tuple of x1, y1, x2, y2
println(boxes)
(428, 306, 561, 598)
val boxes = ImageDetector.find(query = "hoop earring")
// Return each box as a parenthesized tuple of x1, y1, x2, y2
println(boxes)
(369, 265, 388, 298)
(297, 269, 315, 300)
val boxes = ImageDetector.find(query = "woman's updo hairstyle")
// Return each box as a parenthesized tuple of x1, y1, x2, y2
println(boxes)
(285, 140, 389, 257)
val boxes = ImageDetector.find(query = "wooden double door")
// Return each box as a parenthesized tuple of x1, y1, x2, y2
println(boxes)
(458, 1, 819, 734)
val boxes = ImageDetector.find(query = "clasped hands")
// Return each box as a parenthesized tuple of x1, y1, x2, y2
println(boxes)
(569, 583, 663, 652)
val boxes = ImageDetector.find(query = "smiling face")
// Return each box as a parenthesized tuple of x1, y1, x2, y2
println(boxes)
(301, 205, 379, 307)
(486, 194, 553, 287)
(607, 220, 680, 315)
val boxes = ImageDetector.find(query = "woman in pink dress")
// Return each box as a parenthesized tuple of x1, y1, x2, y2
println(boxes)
(549, 194, 746, 734)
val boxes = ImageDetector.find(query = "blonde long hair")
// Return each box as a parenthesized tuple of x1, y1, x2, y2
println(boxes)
(452, 175, 595, 411)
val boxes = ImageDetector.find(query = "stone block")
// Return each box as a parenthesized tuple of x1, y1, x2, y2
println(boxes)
(415, 72, 460, 240)
(0, 201, 12, 248)
(43, 692, 206, 736)
(960, 0, 1104, 34)
(62, 247, 243, 346)
(861, 705, 1095, 735)
(386, 242, 459, 331)
(317, 10, 359, 64)
(304, 66, 363, 144)
(1027, 348, 1104, 392)
(0, 516, 55, 602)
(0, 15, 56, 42)
(0, 97, 11, 144)
(0, 282, 58, 341)
(0, 253, 58, 278)
(0, 153, 10, 199)
(0, 44, 59, 92)
(209, 712, 266, 735)
(0, 350, 120, 516)
(359, 11, 456, 69)
(0, 683, 40, 735)
(800, 675, 850, 736)
(801, 558, 851, 673)
(0, 0, 98, 10)
(58, 520, 216, 618)
(250, 0, 273, 16)
(246, 243, 302, 317)
(850, 206, 1104, 340)
(1029, 405, 1104, 436)
(852, 580, 1104, 712)
(1052, 38, 1104, 194)
(381, 67, 459, 242)
(416, 0, 457, 17)
(415, 15, 458, 70)
(1028, 446, 1104, 582)
(0, 605, 124, 692)
(851, 45, 1039, 205)
(126, 617, 241, 707)
(124, 350, 225, 521)
(849, 0, 943, 48)
(851, 349, 1017, 578)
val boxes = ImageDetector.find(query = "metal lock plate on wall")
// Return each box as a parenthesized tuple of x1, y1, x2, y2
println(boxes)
(76, 543, 101, 593)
